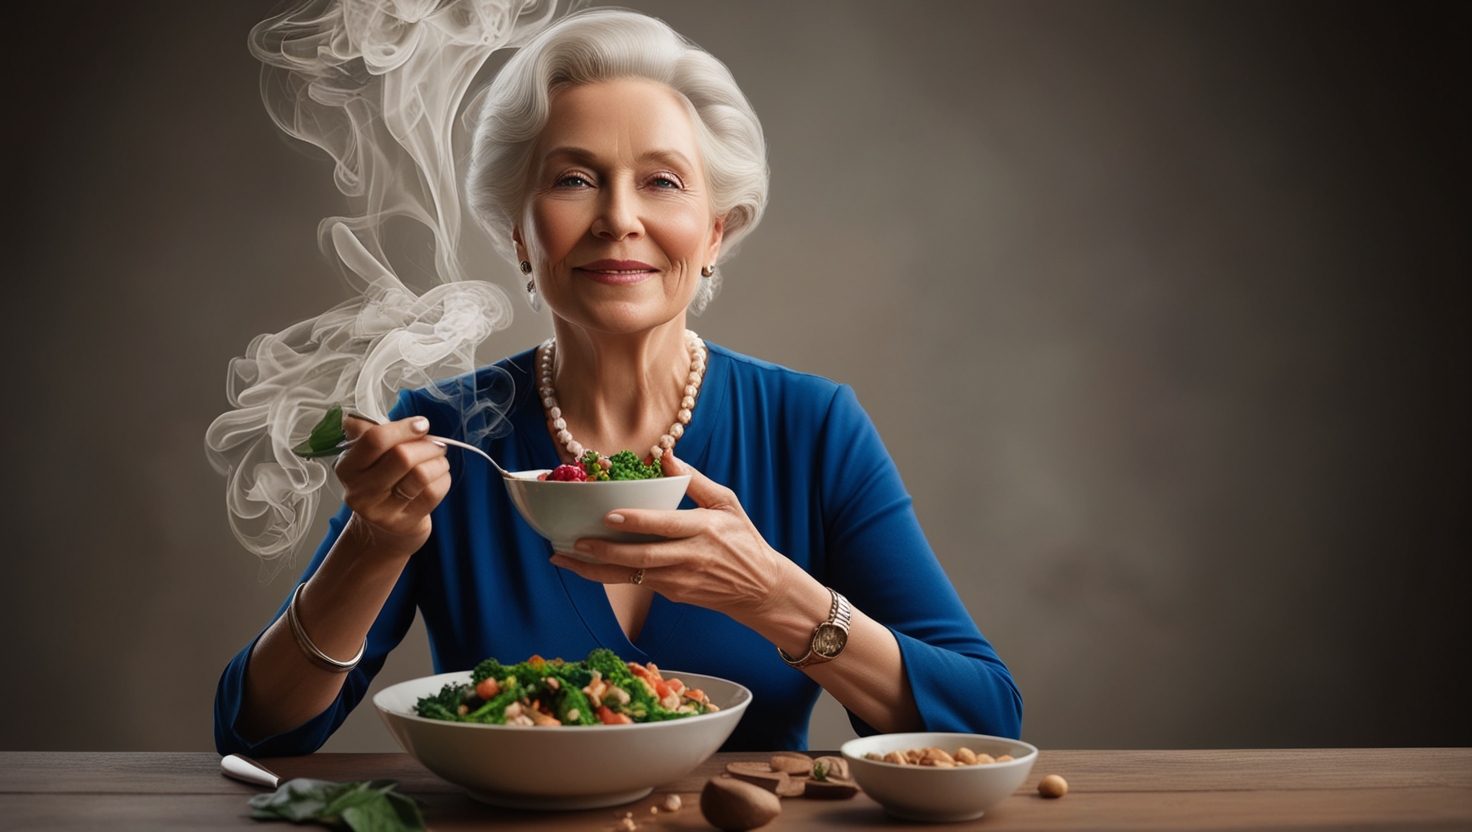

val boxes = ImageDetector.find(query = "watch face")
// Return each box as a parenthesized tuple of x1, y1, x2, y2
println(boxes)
(813, 623, 848, 658)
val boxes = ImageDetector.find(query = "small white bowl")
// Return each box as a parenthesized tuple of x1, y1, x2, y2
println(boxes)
(503, 472, 691, 558)
(374, 669, 751, 810)
(841, 732, 1038, 822)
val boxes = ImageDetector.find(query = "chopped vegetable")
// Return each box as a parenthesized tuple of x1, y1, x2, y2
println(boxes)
(543, 464, 587, 482)
(575, 449, 663, 481)
(415, 649, 716, 726)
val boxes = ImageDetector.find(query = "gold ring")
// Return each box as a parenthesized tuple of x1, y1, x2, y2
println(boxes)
(629, 568, 645, 585)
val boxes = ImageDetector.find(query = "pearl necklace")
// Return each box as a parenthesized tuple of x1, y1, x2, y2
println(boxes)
(538, 330, 707, 463)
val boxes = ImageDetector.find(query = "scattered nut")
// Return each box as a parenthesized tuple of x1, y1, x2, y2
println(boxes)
(662, 794, 682, 812)
(701, 776, 782, 831)
(1038, 774, 1068, 798)
(775, 777, 806, 798)
(726, 762, 792, 794)
(769, 751, 814, 775)
(812, 755, 849, 781)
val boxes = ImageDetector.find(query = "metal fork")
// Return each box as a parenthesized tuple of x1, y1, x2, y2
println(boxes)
(343, 412, 514, 479)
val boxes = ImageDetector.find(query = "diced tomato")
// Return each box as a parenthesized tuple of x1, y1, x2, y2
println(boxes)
(597, 706, 632, 725)
(475, 677, 500, 700)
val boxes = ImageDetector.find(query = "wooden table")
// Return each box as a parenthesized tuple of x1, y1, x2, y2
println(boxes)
(1, 749, 1469, 830)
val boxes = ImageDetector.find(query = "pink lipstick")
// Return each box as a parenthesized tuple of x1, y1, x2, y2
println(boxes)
(575, 259, 658, 285)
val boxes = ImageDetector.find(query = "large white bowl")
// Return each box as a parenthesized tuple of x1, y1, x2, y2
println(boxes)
(503, 472, 691, 557)
(374, 669, 751, 810)
(841, 732, 1038, 822)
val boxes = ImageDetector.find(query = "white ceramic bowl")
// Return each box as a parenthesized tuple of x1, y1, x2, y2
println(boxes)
(503, 472, 691, 558)
(841, 732, 1038, 822)
(374, 669, 750, 810)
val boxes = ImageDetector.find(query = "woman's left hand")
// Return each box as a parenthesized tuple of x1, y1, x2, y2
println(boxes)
(549, 452, 795, 623)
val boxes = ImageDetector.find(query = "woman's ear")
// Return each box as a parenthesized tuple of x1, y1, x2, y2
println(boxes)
(705, 215, 725, 265)
(512, 225, 528, 263)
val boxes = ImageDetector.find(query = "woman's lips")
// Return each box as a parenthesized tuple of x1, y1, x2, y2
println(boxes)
(574, 259, 658, 285)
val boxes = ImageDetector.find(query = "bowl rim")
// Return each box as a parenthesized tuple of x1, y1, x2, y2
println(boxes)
(373, 668, 752, 731)
(840, 731, 1039, 769)
(504, 472, 694, 484)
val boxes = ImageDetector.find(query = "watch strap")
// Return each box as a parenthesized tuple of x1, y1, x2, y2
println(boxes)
(778, 588, 851, 668)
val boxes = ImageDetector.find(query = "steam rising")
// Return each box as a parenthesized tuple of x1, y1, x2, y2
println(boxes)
(206, 0, 563, 575)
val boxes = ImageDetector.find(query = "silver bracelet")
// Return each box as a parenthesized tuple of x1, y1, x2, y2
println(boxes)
(286, 581, 365, 673)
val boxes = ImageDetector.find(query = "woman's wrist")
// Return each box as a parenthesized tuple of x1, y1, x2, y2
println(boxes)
(740, 558, 834, 659)
(341, 512, 427, 564)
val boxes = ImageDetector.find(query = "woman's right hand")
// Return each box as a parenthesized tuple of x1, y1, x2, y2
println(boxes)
(335, 414, 450, 556)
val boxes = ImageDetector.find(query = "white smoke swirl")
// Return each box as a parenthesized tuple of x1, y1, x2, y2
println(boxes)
(206, 0, 563, 575)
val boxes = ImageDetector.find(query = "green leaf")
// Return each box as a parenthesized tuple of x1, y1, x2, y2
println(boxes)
(248, 778, 423, 831)
(292, 404, 347, 458)
(340, 793, 425, 832)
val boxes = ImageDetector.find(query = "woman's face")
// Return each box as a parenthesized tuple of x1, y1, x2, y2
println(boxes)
(515, 78, 724, 335)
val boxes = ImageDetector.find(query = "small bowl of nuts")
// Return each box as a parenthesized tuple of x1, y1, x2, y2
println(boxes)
(840, 732, 1038, 822)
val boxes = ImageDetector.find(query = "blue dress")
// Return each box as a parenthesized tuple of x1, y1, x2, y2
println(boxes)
(214, 343, 1022, 755)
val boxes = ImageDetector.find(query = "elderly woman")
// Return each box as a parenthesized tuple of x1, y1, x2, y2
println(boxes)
(216, 9, 1020, 754)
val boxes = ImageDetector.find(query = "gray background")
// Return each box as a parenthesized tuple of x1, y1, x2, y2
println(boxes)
(2, 1, 1466, 753)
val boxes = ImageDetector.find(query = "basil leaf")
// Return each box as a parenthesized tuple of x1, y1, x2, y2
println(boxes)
(292, 404, 347, 458)
(340, 793, 425, 832)
(249, 778, 348, 822)
(248, 778, 423, 832)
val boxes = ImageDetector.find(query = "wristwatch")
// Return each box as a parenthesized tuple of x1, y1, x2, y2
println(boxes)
(778, 588, 852, 668)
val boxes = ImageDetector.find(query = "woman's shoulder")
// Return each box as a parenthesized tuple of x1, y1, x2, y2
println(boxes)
(703, 342, 868, 437)
(707, 342, 844, 397)
(394, 346, 538, 421)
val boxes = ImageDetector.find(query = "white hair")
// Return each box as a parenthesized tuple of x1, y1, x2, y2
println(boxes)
(466, 8, 768, 313)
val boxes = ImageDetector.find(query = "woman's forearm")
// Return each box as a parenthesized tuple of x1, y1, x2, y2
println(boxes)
(745, 569, 923, 735)
(234, 516, 415, 742)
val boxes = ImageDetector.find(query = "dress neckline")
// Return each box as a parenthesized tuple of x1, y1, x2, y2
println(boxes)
(506, 342, 728, 658)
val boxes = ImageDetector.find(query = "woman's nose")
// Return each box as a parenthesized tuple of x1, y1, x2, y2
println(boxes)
(591, 181, 642, 241)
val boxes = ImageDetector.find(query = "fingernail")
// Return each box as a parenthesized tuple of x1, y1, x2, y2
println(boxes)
(410, 417, 429, 433)
(605, 512, 625, 525)
(574, 540, 592, 554)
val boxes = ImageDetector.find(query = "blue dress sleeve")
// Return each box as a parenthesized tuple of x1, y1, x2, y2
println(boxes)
(818, 385, 1023, 739)
(213, 395, 424, 757)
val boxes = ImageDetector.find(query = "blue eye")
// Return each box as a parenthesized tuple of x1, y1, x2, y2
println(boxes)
(649, 174, 683, 189)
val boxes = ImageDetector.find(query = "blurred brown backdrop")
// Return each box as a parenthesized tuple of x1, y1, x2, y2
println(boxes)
(2, 1, 1466, 752)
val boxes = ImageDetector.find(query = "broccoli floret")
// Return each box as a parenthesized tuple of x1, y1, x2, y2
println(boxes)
(552, 685, 598, 725)
(583, 648, 634, 686)
(607, 450, 662, 480)
(416, 700, 462, 722)
(414, 682, 471, 720)
(471, 657, 508, 685)
(510, 655, 550, 691)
